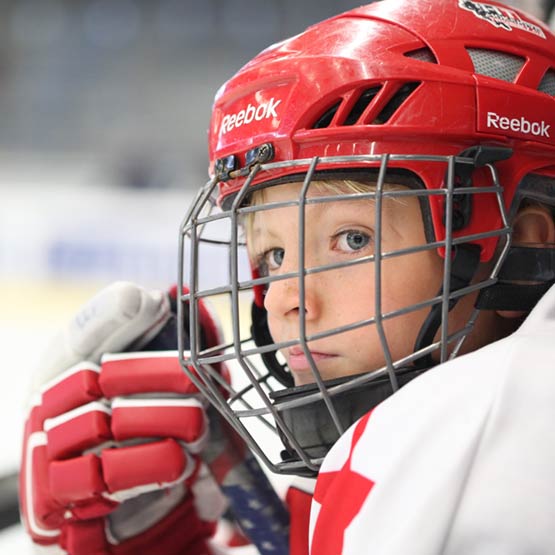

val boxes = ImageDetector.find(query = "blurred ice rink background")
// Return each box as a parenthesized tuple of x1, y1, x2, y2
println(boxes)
(0, 0, 552, 551)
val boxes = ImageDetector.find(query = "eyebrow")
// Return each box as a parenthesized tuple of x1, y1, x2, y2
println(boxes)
(248, 221, 280, 252)
(250, 226, 275, 240)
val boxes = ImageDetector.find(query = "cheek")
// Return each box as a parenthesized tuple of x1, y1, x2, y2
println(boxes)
(381, 251, 443, 312)
(375, 252, 443, 353)
(325, 265, 375, 320)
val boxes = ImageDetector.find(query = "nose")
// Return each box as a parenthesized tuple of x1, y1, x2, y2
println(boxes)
(263, 261, 320, 322)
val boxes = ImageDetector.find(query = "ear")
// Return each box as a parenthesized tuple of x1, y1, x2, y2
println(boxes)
(497, 203, 555, 321)
(511, 204, 555, 245)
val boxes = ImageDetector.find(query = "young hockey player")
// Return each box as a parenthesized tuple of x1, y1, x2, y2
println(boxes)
(20, 0, 555, 553)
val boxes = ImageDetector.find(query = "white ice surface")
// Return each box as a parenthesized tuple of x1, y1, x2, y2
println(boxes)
(0, 524, 36, 554)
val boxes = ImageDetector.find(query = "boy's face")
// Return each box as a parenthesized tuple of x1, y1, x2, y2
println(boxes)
(250, 181, 495, 386)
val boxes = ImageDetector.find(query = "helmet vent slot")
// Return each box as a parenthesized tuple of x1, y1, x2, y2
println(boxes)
(311, 82, 420, 128)
(373, 82, 420, 124)
(466, 48, 525, 82)
(538, 69, 555, 96)
(344, 86, 382, 125)
(404, 47, 437, 64)
(312, 100, 342, 128)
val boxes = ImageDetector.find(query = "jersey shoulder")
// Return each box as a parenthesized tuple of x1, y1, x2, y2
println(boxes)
(310, 285, 555, 555)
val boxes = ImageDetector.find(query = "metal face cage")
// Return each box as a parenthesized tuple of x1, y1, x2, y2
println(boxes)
(177, 153, 511, 475)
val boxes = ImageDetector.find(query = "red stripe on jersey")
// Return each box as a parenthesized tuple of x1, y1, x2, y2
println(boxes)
(286, 487, 312, 555)
(312, 412, 374, 555)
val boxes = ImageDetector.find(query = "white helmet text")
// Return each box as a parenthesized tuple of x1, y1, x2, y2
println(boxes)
(221, 97, 282, 135)
(486, 111, 550, 138)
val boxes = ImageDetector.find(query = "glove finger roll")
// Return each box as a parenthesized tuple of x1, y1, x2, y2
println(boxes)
(45, 401, 112, 460)
(101, 438, 196, 501)
(63, 518, 108, 555)
(49, 439, 195, 508)
(111, 397, 208, 453)
(99, 352, 199, 397)
(50, 454, 107, 505)
(23, 430, 65, 536)
(41, 362, 102, 421)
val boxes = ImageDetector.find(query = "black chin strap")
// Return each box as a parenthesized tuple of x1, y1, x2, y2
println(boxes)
(413, 244, 482, 367)
(476, 246, 555, 311)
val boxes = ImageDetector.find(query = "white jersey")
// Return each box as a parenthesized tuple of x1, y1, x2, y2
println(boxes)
(310, 284, 555, 555)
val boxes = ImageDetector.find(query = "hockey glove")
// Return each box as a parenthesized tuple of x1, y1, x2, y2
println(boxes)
(20, 281, 228, 555)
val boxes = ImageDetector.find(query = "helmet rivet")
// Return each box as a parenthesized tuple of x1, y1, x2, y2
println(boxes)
(246, 142, 275, 167)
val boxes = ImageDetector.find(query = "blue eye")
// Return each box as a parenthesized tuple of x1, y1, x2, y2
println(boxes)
(269, 248, 284, 267)
(260, 247, 284, 274)
(336, 230, 371, 252)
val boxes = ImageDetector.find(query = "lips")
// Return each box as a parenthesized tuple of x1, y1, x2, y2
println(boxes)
(287, 347, 336, 372)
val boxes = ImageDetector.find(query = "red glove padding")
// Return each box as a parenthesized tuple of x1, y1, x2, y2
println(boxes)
(21, 351, 223, 555)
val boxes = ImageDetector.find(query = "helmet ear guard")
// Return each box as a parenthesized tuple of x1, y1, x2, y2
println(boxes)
(446, 145, 513, 231)
(414, 145, 514, 363)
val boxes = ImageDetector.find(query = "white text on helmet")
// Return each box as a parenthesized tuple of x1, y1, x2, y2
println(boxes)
(486, 111, 550, 138)
(220, 97, 282, 135)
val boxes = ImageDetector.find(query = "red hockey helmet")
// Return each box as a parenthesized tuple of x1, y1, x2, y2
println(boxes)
(179, 0, 555, 474)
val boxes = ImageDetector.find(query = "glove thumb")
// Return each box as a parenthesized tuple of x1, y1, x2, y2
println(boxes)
(32, 281, 170, 393)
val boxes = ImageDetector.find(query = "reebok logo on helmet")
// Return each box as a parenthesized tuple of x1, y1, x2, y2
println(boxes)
(486, 111, 550, 138)
(221, 97, 282, 135)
